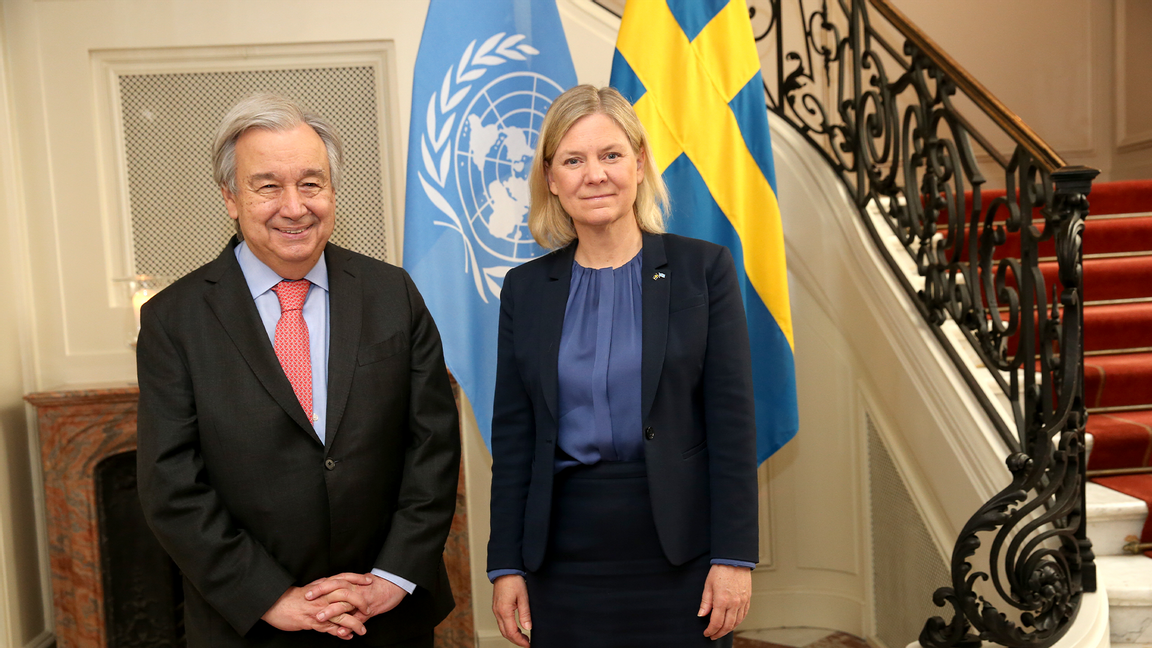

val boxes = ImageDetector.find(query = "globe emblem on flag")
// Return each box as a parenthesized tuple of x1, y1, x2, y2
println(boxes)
(455, 72, 564, 264)
(413, 33, 565, 302)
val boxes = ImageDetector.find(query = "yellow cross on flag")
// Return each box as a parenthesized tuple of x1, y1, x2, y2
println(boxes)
(611, 0, 798, 462)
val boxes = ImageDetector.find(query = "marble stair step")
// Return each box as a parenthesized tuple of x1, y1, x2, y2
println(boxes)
(1096, 555, 1152, 645)
(1085, 481, 1149, 556)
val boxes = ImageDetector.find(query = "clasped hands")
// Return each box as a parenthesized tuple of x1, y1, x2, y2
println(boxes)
(261, 572, 407, 640)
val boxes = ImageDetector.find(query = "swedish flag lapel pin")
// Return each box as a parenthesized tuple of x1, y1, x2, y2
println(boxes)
(652, 272, 666, 281)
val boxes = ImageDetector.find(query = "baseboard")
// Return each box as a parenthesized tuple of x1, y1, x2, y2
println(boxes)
(23, 630, 53, 648)
(741, 589, 865, 637)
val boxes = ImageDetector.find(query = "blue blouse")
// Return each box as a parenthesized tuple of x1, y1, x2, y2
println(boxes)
(555, 250, 644, 470)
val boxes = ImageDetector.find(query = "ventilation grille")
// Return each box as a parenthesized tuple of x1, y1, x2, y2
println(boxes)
(868, 416, 952, 648)
(119, 66, 388, 278)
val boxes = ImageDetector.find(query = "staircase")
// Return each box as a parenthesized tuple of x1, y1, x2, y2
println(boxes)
(747, 0, 1143, 640)
(1071, 180, 1152, 646)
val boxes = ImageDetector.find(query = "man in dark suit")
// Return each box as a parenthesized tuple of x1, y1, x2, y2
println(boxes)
(136, 93, 460, 647)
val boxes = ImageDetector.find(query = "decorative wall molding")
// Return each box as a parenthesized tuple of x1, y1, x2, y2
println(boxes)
(857, 388, 955, 566)
(862, 403, 952, 648)
(1114, 0, 1152, 152)
(0, 7, 52, 646)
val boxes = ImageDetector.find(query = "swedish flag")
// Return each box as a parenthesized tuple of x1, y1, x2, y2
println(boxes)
(610, 0, 798, 463)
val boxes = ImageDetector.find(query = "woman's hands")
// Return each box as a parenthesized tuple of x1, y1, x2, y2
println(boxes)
(492, 574, 532, 647)
(699, 564, 751, 640)
(491, 564, 750, 643)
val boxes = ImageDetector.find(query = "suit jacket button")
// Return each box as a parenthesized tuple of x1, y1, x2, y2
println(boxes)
(644, 426, 654, 440)
(325, 458, 336, 470)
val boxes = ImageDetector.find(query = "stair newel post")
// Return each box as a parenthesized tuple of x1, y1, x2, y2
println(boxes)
(1051, 165, 1101, 594)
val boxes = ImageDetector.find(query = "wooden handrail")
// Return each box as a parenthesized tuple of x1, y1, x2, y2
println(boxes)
(867, 0, 1066, 172)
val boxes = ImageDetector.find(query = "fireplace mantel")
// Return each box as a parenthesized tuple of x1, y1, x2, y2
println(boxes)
(25, 386, 140, 648)
(25, 385, 473, 648)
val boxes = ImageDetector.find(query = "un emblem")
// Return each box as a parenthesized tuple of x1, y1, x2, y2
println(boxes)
(416, 33, 560, 302)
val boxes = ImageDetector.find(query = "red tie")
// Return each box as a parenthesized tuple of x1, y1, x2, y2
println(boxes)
(271, 280, 314, 423)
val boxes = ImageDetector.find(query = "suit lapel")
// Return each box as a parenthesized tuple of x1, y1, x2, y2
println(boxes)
(323, 244, 362, 451)
(539, 243, 576, 422)
(641, 233, 669, 421)
(203, 239, 321, 444)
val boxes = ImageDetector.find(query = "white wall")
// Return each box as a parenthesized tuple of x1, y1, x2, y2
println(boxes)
(1113, 0, 1152, 179)
(0, 5, 49, 646)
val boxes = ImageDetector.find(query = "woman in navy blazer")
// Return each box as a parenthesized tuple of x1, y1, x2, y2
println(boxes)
(487, 86, 759, 647)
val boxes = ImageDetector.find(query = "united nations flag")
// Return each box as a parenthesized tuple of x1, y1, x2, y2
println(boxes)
(403, 0, 577, 448)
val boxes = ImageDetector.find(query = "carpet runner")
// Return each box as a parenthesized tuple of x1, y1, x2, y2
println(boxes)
(1077, 182, 1152, 559)
(959, 180, 1152, 558)
(1046, 182, 1152, 555)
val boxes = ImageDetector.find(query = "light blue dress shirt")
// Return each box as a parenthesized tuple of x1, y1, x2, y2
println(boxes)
(234, 242, 417, 595)
(235, 242, 330, 442)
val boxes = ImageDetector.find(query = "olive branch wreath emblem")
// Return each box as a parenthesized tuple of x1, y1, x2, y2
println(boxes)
(415, 32, 540, 303)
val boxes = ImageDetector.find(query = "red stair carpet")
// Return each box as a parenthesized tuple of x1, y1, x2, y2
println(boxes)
(961, 180, 1152, 557)
(1012, 180, 1152, 560)
(1079, 181, 1152, 559)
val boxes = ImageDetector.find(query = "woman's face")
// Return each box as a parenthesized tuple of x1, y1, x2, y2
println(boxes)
(546, 113, 644, 236)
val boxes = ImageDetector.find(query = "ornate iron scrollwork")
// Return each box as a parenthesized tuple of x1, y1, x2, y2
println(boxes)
(749, 1, 1097, 647)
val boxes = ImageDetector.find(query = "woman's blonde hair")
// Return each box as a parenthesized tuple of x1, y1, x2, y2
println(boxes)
(528, 85, 669, 250)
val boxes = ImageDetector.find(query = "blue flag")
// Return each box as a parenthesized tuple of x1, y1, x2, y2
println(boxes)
(403, 0, 577, 449)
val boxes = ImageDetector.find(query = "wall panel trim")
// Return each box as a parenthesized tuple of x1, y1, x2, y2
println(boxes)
(1114, 0, 1152, 152)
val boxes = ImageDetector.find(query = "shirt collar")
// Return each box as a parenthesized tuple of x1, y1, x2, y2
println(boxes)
(234, 241, 329, 298)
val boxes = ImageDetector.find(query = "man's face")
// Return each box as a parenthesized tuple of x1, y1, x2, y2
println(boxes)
(223, 123, 335, 280)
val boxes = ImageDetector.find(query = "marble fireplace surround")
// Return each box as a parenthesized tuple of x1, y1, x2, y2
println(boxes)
(24, 385, 474, 648)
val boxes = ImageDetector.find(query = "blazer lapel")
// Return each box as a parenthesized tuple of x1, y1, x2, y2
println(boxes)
(323, 244, 362, 451)
(203, 239, 321, 444)
(539, 243, 576, 422)
(641, 233, 669, 421)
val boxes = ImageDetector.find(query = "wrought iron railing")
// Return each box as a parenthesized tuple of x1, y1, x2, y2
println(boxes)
(750, 1, 1096, 646)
